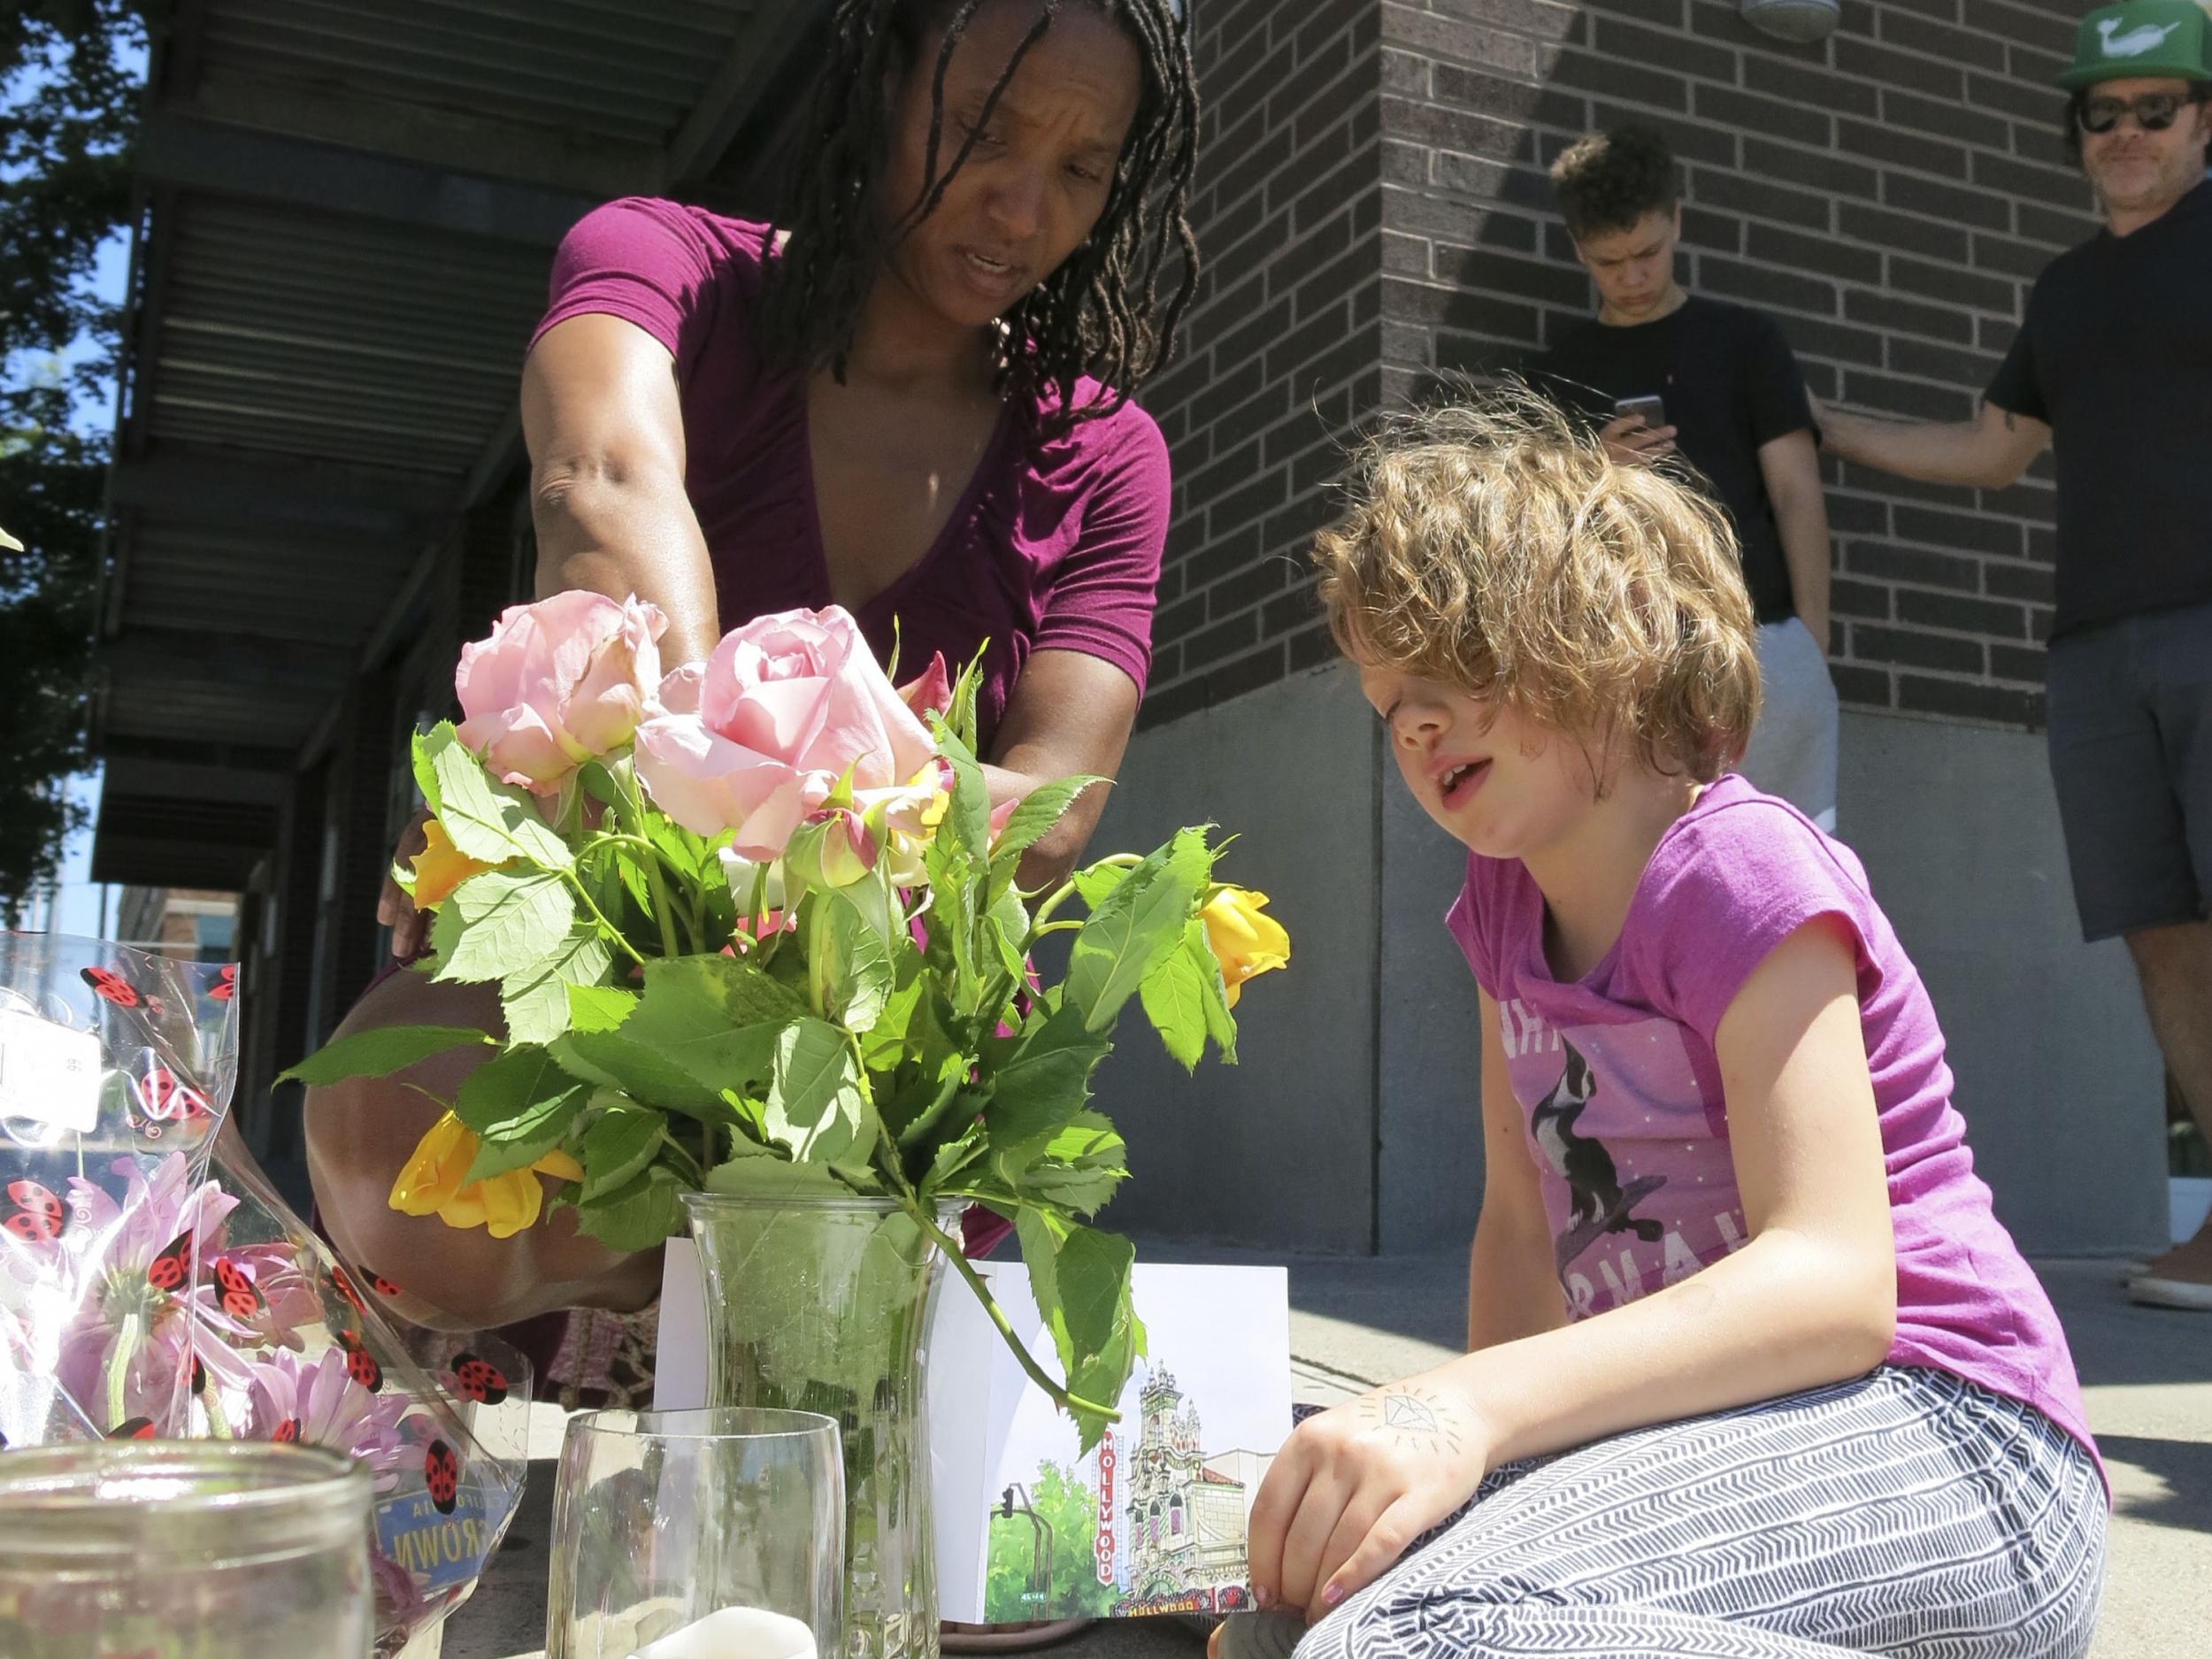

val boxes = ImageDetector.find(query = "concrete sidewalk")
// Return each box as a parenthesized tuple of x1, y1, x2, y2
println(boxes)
(445, 1253, 2208, 1659)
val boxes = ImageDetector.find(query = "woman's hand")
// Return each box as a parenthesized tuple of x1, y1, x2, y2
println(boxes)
(376, 807, 434, 960)
(1248, 1375, 1495, 1624)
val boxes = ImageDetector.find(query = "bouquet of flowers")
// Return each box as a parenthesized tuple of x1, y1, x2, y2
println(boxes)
(0, 933, 529, 1655)
(288, 595, 1288, 1447)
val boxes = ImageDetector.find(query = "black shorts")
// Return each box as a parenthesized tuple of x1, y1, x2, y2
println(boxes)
(2044, 599, 2212, 942)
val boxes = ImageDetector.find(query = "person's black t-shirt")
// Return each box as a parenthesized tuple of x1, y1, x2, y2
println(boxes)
(1536, 295, 1815, 626)
(1985, 180, 2212, 640)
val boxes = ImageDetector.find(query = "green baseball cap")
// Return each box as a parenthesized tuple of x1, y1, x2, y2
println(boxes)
(2057, 2, 2212, 89)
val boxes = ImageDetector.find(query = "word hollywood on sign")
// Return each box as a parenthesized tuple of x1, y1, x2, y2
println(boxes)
(1095, 1427, 1117, 1585)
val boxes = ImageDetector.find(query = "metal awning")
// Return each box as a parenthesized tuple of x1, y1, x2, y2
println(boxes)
(93, 0, 821, 885)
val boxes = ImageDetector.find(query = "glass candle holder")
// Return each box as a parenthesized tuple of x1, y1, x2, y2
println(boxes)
(549, 1406, 843, 1659)
(0, 1439, 373, 1657)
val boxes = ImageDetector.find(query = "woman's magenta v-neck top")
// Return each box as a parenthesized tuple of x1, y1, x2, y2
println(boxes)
(530, 197, 1171, 749)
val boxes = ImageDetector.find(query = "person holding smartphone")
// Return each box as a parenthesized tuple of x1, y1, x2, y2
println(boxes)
(1532, 124, 1839, 830)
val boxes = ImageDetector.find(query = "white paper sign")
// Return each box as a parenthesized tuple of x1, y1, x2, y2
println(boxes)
(0, 1010, 102, 1133)
(657, 1243, 1292, 1623)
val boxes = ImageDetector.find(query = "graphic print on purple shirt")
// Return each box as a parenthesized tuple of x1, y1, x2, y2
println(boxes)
(1499, 999, 1754, 1317)
(1448, 774, 2103, 1488)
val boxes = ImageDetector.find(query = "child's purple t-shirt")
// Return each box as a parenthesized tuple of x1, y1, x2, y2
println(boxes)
(1446, 774, 2101, 1478)
(529, 196, 1171, 749)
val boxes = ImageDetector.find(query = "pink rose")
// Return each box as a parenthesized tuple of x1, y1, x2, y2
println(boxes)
(898, 652, 953, 722)
(634, 607, 939, 858)
(455, 592, 667, 793)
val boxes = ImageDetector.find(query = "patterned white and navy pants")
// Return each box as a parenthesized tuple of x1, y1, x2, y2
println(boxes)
(1277, 1367, 2106, 1659)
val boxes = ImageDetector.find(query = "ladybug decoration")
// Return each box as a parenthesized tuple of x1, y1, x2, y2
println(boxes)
(132, 1065, 211, 1129)
(109, 1417, 157, 1440)
(367, 1271, 403, 1298)
(81, 966, 141, 1008)
(450, 1352, 510, 1406)
(146, 1231, 195, 1293)
(210, 964, 238, 1002)
(326, 1265, 366, 1317)
(189, 1358, 206, 1395)
(212, 1256, 265, 1321)
(271, 1417, 303, 1444)
(3, 1179, 65, 1242)
(334, 1330, 382, 1394)
(423, 1440, 461, 1514)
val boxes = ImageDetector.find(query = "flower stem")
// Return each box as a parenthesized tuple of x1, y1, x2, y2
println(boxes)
(1029, 854, 1143, 933)
(643, 856, 684, 958)
(905, 1201, 1121, 1426)
(105, 1310, 142, 1429)
(565, 872, 646, 966)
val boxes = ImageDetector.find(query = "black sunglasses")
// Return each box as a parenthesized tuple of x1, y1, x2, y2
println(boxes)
(2077, 89, 2208, 134)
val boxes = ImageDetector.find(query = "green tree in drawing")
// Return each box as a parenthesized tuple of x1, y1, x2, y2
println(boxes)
(983, 1462, 1119, 1621)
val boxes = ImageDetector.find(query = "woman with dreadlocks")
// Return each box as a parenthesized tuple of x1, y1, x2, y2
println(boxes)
(304, 0, 1200, 1379)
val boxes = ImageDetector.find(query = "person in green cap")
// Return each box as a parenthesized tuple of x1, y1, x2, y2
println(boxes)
(1817, 0, 2212, 1315)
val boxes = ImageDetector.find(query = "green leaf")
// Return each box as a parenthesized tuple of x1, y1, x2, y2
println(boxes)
(930, 720, 992, 874)
(982, 885, 1032, 990)
(983, 1004, 1110, 1155)
(1071, 863, 1130, 910)
(988, 776, 1105, 881)
(499, 925, 613, 1045)
(1195, 918, 1240, 1065)
(1137, 928, 1210, 1071)
(552, 1030, 730, 1119)
(566, 983, 638, 1034)
(703, 1155, 865, 1201)
(454, 1047, 591, 1183)
(430, 869, 576, 986)
(421, 723, 575, 870)
(572, 1163, 685, 1252)
(280, 1024, 495, 1086)
(411, 726, 444, 818)
(1014, 1212, 1142, 1455)
(619, 956, 805, 1097)
(857, 972, 926, 1074)
(1064, 829, 1212, 1033)
(819, 889, 894, 1033)
(1020, 1113, 1129, 1217)
(578, 1098, 667, 1202)
(761, 1019, 875, 1165)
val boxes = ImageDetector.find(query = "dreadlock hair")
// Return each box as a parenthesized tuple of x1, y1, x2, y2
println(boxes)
(756, 0, 1201, 443)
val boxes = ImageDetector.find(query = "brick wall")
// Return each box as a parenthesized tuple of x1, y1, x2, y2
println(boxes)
(1140, 0, 1386, 725)
(1143, 0, 2098, 733)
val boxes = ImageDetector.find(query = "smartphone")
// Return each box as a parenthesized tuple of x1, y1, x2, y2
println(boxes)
(1614, 394, 1667, 428)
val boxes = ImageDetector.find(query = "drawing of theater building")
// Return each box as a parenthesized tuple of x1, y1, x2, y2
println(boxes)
(1125, 1366, 1271, 1607)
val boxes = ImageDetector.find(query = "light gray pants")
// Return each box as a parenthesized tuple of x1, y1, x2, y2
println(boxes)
(1273, 1368, 2106, 1659)
(1740, 617, 1840, 833)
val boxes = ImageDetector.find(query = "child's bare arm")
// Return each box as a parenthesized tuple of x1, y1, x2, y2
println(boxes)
(1466, 989, 1568, 1351)
(1251, 918, 1894, 1621)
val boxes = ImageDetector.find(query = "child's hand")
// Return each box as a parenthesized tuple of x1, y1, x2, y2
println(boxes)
(1248, 1377, 1494, 1623)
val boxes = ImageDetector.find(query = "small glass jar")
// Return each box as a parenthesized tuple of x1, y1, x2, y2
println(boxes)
(0, 1439, 373, 1658)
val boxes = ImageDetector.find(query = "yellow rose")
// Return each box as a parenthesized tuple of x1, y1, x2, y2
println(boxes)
(1200, 887, 1290, 1009)
(388, 1110, 586, 1240)
(408, 820, 500, 910)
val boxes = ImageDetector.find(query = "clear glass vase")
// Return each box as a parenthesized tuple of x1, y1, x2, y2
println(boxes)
(683, 1194, 958, 1659)
(0, 1439, 373, 1657)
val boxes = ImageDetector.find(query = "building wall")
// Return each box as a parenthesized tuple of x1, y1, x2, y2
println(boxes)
(1372, 0, 2093, 725)
(1137, 0, 1388, 726)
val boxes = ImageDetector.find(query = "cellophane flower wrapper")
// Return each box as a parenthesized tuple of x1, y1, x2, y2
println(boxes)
(0, 933, 528, 1656)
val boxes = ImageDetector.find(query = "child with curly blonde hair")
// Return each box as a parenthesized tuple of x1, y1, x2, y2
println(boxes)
(1218, 396, 2107, 1659)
